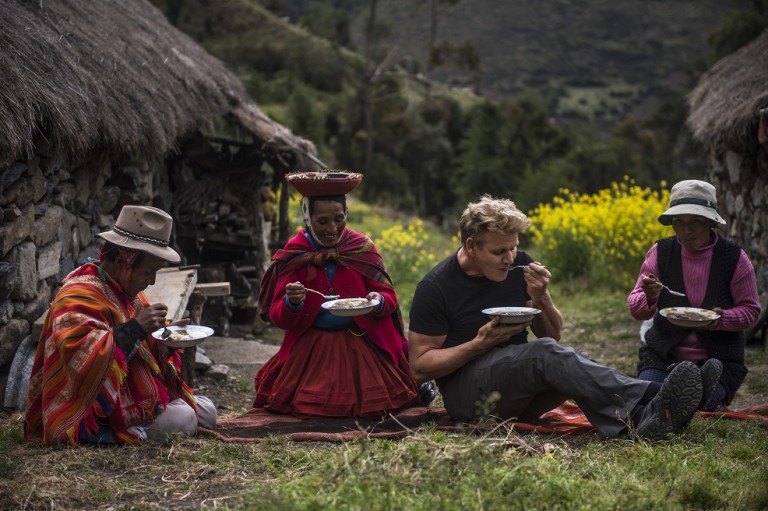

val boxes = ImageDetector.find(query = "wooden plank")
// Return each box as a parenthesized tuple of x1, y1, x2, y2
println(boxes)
(144, 268, 199, 321)
(193, 282, 231, 297)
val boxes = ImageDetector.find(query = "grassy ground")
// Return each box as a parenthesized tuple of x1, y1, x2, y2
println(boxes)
(2, 282, 767, 510)
(2, 201, 766, 510)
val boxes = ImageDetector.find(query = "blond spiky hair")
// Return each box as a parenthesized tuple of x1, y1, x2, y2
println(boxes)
(459, 195, 531, 245)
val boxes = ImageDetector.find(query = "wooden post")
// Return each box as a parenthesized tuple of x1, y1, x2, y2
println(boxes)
(182, 290, 207, 386)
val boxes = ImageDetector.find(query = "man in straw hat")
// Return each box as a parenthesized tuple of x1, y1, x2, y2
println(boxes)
(628, 180, 760, 411)
(25, 205, 216, 445)
(409, 195, 714, 440)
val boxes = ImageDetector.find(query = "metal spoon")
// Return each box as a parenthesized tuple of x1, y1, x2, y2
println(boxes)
(507, 264, 545, 271)
(161, 320, 173, 339)
(641, 274, 686, 297)
(305, 288, 341, 300)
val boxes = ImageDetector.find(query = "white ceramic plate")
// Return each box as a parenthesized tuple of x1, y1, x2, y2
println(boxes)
(659, 307, 720, 328)
(321, 298, 380, 317)
(151, 325, 214, 348)
(482, 306, 541, 324)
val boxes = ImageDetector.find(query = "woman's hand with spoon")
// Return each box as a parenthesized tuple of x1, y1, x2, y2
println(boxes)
(640, 273, 663, 306)
(285, 281, 308, 305)
(641, 273, 686, 306)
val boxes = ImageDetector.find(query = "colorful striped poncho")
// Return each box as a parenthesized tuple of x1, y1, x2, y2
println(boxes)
(24, 263, 196, 445)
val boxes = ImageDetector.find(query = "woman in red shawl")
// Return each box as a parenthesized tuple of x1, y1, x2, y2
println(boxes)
(254, 172, 425, 418)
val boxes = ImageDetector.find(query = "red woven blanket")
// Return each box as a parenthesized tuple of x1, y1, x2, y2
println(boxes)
(198, 402, 768, 443)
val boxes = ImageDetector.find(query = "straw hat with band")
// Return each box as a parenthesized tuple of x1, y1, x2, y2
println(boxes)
(287, 171, 363, 247)
(97, 205, 181, 264)
(658, 180, 726, 227)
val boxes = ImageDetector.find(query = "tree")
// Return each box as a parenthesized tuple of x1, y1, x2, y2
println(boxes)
(426, 0, 482, 93)
(708, 0, 768, 59)
(287, 84, 325, 144)
(452, 100, 509, 207)
(299, 2, 352, 49)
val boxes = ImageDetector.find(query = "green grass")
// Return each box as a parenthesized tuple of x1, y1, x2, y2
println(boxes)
(3, 293, 767, 510)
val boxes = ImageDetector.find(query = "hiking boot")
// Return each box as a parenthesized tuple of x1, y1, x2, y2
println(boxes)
(635, 361, 702, 440)
(699, 358, 723, 410)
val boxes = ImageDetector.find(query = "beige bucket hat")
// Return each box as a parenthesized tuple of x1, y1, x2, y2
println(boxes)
(658, 180, 726, 226)
(97, 205, 181, 263)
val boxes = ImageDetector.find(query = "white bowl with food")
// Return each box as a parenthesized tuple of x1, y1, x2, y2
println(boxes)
(482, 306, 541, 324)
(659, 307, 720, 328)
(152, 325, 214, 348)
(321, 298, 380, 317)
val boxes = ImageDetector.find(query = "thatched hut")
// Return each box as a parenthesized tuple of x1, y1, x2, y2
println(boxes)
(0, 0, 320, 406)
(688, 28, 768, 344)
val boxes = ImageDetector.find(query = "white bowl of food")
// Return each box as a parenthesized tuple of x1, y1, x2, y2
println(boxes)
(321, 298, 380, 317)
(659, 307, 720, 328)
(482, 306, 541, 324)
(152, 325, 214, 348)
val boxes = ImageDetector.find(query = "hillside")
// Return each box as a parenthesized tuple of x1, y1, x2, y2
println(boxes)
(153, 0, 734, 133)
(149, 0, 738, 218)
(347, 0, 735, 129)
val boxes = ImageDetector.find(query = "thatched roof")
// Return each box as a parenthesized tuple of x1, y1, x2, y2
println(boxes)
(0, 0, 316, 168)
(688, 28, 768, 150)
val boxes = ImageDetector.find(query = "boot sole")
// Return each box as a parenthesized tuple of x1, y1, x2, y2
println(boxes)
(637, 361, 702, 440)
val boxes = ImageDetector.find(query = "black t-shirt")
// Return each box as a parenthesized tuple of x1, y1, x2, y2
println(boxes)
(408, 250, 533, 351)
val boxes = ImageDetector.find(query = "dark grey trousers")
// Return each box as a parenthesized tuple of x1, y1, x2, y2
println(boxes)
(440, 338, 652, 438)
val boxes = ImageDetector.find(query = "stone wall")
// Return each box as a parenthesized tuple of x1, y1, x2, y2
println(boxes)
(0, 148, 162, 408)
(706, 142, 768, 331)
(0, 138, 273, 410)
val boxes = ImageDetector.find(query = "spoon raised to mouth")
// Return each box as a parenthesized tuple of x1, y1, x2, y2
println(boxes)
(507, 264, 545, 271)
(305, 288, 341, 300)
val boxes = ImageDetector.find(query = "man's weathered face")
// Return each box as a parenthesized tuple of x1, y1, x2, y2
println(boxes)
(120, 253, 166, 298)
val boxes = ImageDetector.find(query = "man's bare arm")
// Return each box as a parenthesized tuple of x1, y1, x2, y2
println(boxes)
(408, 319, 530, 383)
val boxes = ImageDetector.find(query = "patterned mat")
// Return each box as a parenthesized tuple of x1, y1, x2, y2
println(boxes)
(198, 402, 768, 443)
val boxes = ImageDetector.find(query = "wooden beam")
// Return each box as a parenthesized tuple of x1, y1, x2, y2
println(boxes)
(193, 282, 231, 297)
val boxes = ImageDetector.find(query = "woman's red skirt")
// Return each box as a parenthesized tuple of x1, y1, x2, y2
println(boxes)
(253, 328, 419, 419)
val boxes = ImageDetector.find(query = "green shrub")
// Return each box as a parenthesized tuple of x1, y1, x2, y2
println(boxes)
(529, 176, 672, 288)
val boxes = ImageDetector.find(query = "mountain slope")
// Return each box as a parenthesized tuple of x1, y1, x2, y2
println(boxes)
(351, 0, 734, 129)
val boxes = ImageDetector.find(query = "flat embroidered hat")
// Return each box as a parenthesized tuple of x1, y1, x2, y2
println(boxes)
(286, 171, 363, 197)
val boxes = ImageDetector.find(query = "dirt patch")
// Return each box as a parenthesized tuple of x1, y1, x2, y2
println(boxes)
(193, 335, 279, 417)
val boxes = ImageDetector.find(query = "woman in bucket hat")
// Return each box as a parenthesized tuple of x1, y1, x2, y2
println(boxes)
(254, 171, 426, 419)
(628, 180, 761, 411)
(25, 205, 216, 445)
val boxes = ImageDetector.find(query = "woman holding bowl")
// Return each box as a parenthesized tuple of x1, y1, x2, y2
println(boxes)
(254, 171, 426, 419)
(627, 180, 761, 411)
